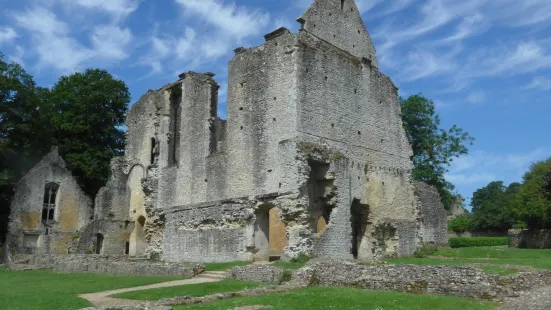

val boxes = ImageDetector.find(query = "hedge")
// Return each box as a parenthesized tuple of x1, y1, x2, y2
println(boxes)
(449, 237, 509, 248)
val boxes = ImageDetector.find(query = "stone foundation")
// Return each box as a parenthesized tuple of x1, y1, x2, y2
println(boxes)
(228, 261, 551, 302)
(12, 254, 204, 277)
(229, 264, 287, 283)
(292, 261, 551, 301)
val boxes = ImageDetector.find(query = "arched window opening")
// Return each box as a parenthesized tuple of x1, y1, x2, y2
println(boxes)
(42, 182, 59, 224)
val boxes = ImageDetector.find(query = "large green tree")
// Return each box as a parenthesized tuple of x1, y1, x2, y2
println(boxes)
(544, 169, 551, 200)
(400, 94, 475, 209)
(470, 181, 520, 231)
(50, 69, 129, 195)
(0, 53, 53, 242)
(510, 158, 551, 229)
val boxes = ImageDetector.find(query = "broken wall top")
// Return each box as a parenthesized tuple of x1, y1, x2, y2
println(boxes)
(298, 0, 379, 68)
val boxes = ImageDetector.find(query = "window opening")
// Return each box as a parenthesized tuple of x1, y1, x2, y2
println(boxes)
(42, 182, 59, 224)
(341, 0, 345, 10)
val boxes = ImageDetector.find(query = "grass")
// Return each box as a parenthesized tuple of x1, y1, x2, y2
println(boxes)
(480, 266, 519, 276)
(174, 286, 498, 310)
(204, 261, 250, 271)
(112, 279, 265, 301)
(0, 268, 182, 310)
(387, 246, 551, 271)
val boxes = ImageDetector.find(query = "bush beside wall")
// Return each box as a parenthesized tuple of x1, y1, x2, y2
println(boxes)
(449, 237, 509, 248)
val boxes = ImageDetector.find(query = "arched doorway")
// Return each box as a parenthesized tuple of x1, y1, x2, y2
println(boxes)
(254, 205, 288, 261)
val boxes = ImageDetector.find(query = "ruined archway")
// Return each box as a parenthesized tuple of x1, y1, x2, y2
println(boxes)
(254, 205, 288, 261)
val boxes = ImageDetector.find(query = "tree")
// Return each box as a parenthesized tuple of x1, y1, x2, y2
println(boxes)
(470, 181, 520, 231)
(448, 216, 472, 236)
(544, 169, 551, 200)
(400, 94, 475, 209)
(0, 53, 53, 243)
(511, 158, 551, 229)
(50, 69, 129, 195)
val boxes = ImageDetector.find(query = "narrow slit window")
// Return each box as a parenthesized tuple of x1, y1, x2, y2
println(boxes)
(42, 182, 59, 224)
(341, 0, 345, 10)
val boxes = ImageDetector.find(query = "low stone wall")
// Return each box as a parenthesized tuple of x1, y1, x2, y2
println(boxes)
(508, 229, 551, 249)
(12, 254, 205, 277)
(292, 261, 551, 301)
(229, 264, 286, 283)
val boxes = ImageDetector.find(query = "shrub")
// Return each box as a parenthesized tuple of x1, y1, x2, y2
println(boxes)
(448, 216, 472, 236)
(279, 269, 292, 284)
(414, 243, 438, 258)
(448, 237, 508, 248)
(290, 252, 310, 264)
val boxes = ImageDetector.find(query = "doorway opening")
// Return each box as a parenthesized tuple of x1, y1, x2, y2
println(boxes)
(95, 233, 104, 255)
(254, 205, 288, 262)
(351, 199, 369, 259)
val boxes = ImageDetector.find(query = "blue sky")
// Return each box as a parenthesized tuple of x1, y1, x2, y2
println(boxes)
(0, 0, 550, 206)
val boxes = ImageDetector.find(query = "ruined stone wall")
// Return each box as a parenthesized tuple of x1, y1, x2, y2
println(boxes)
(298, 0, 378, 68)
(509, 229, 551, 249)
(103, 0, 423, 263)
(125, 90, 163, 168)
(295, 28, 418, 261)
(215, 30, 300, 200)
(157, 73, 218, 208)
(415, 182, 449, 246)
(163, 200, 254, 262)
(8, 148, 92, 255)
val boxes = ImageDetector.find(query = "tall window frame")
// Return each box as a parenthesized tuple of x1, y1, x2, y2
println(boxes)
(42, 182, 60, 224)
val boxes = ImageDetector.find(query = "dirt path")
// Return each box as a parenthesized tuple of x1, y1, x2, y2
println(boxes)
(79, 271, 226, 307)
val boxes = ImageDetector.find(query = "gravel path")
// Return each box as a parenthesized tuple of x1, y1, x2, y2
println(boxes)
(79, 271, 226, 307)
(499, 286, 551, 310)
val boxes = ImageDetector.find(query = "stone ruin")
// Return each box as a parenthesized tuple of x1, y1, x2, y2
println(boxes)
(5, 0, 449, 264)
(6, 147, 92, 255)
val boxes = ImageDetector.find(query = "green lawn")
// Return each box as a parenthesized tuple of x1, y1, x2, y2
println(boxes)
(113, 279, 265, 301)
(387, 246, 551, 271)
(204, 261, 250, 271)
(0, 268, 182, 310)
(175, 286, 498, 310)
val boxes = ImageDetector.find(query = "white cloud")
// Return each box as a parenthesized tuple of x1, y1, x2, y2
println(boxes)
(448, 148, 550, 182)
(356, 0, 384, 13)
(0, 27, 18, 45)
(140, 0, 273, 76)
(439, 13, 489, 43)
(91, 25, 133, 61)
(71, 0, 141, 20)
(525, 76, 551, 90)
(375, 0, 415, 16)
(12, 7, 68, 35)
(175, 0, 270, 38)
(11, 6, 134, 73)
